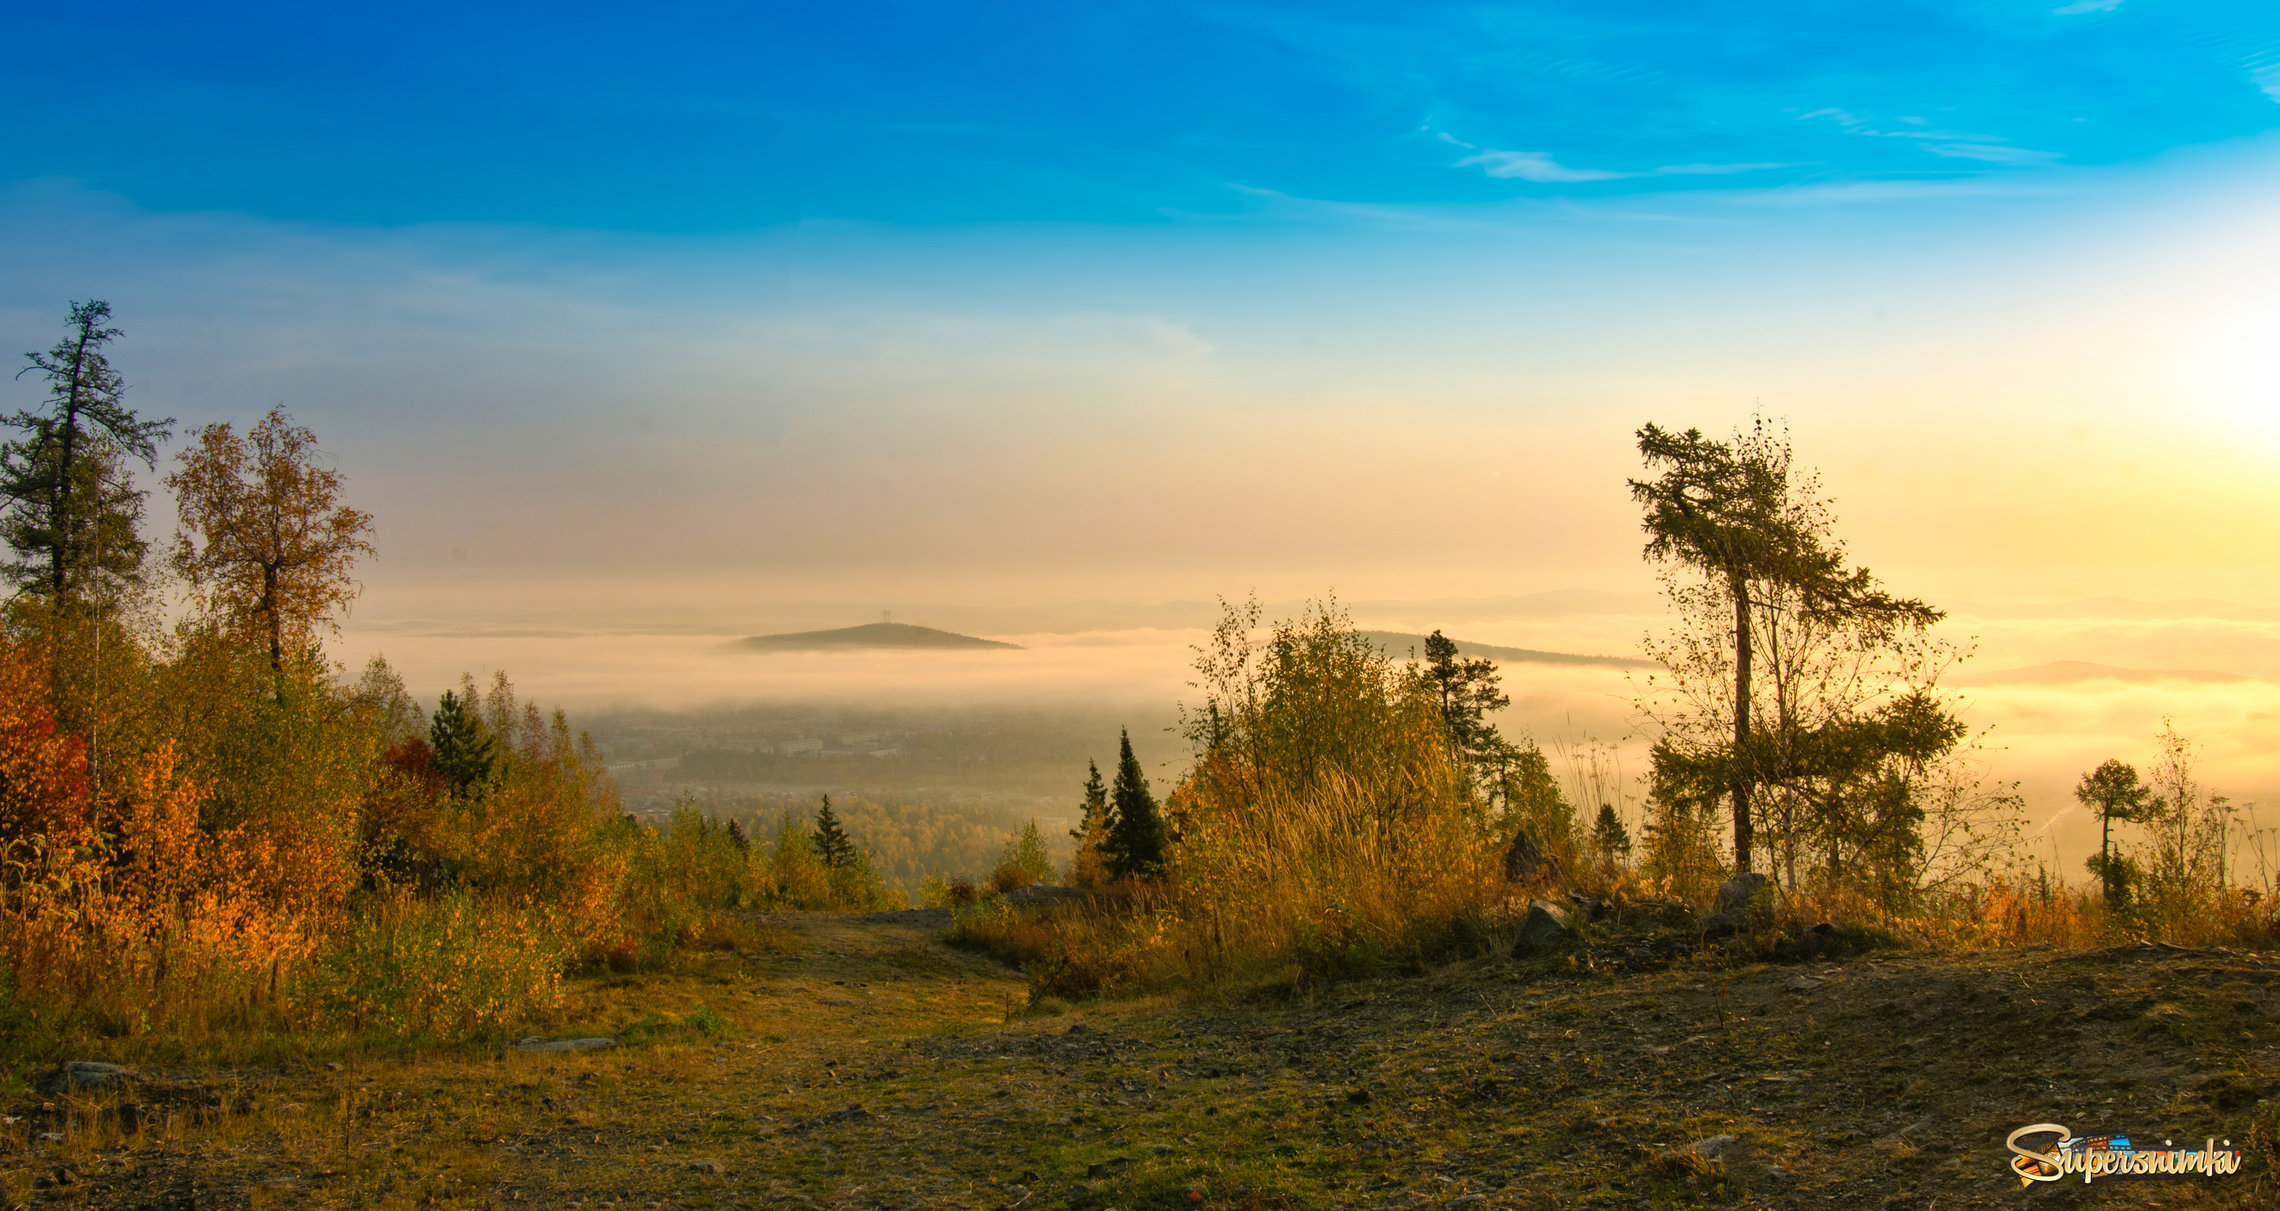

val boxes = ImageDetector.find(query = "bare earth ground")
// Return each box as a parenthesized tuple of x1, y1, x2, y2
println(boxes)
(6, 910, 2278, 1209)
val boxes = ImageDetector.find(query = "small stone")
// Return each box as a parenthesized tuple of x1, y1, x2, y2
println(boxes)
(687, 1159, 725, 1174)
(1692, 1134, 1741, 1160)
(1783, 975, 1825, 993)
(325, 1062, 344, 1071)
(516, 1037, 615, 1053)
(1346, 1088, 1374, 1105)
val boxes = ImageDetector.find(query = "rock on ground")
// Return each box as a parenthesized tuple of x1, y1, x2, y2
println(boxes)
(44, 1063, 128, 1093)
(1707, 872, 1773, 932)
(1514, 898, 1574, 956)
(1501, 830, 1561, 884)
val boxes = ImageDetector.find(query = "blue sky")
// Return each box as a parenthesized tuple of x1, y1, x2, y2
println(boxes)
(10, 1, 2280, 817)
(7, 1, 2279, 229)
(3, 0, 2280, 619)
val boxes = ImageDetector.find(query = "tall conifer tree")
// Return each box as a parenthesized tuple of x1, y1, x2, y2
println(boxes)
(1105, 729, 1166, 879)
(812, 794, 854, 869)
(2, 300, 173, 608)
(430, 689, 494, 799)
(1071, 759, 1107, 841)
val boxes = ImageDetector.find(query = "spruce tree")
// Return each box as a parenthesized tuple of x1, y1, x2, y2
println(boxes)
(1105, 729, 1166, 880)
(1071, 759, 1108, 841)
(2, 300, 173, 606)
(812, 794, 854, 869)
(429, 689, 494, 799)
(1592, 803, 1634, 860)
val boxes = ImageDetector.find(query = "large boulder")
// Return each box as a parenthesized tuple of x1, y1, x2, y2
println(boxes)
(1513, 898, 1575, 956)
(1502, 830, 1561, 885)
(1706, 872, 1773, 934)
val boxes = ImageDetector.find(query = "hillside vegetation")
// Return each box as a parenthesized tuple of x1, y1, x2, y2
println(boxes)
(1, 308, 2276, 1206)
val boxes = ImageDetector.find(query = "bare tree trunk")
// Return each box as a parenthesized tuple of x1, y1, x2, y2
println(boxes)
(1731, 579, 1753, 873)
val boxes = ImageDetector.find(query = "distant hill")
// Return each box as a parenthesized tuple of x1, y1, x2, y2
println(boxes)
(1359, 631, 1645, 670)
(738, 622, 1022, 652)
(1959, 660, 2250, 686)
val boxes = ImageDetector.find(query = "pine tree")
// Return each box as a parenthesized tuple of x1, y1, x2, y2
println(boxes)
(1105, 728, 1166, 880)
(2, 300, 173, 607)
(812, 794, 854, 869)
(429, 689, 494, 799)
(1072, 759, 1108, 841)
(1592, 803, 1634, 860)
(2076, 759, 2154, 912)
(1067, 758, 1114, 887)
(1632, 418, 1942, 875)
(1420, 630, 1509, 758)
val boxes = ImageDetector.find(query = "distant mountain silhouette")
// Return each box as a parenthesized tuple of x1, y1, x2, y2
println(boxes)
(1358, 631, 1645, 670)
(739, 622, 1022, 651)
(1960, 660, 2249, 686)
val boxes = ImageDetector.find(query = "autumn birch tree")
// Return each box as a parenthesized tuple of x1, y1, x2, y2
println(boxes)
(167, 407, 375, 683)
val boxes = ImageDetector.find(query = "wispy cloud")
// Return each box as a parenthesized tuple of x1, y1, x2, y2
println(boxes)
(1926, 142, 2062, 165)
(1800, 109, 2059, 167)
(2053, 0, 2125, 14)
(1448, 135, 1788, 185)
(2255, 63, 2280, 104)
(1652, 162, 1794, 177)
(1800, 108, 1974, 141)
(1456, 149, 1626, 183)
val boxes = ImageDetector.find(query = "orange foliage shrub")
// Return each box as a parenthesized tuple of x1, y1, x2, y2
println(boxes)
(0, 643, 90, 848)
(0, 737, 336, 1034)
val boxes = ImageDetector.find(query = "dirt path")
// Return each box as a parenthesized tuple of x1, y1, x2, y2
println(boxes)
(11, 917, 2278, 1209)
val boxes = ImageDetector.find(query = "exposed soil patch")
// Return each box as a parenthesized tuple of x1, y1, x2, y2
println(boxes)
(7, 919, 2274, 1208)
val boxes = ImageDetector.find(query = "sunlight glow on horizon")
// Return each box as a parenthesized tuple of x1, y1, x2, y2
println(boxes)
(5, 4, 2279, 848)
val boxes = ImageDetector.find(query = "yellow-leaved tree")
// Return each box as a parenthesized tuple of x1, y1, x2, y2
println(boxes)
(166, 406, 376, 685)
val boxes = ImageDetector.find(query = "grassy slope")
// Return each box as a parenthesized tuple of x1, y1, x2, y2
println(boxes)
(10, 915, 2278, 1209)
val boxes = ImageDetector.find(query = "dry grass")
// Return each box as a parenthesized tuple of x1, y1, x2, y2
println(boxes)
(10, 907, 2277, 1209)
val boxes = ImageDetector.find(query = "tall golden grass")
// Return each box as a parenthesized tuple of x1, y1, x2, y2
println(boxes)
(957, 601, 1521, 997)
